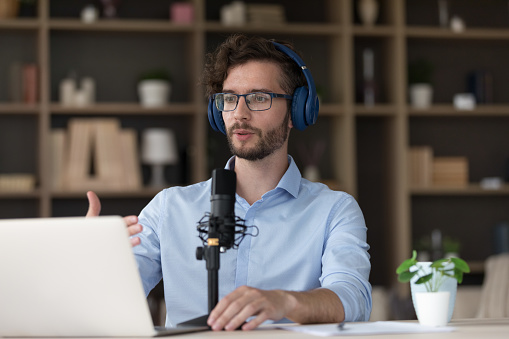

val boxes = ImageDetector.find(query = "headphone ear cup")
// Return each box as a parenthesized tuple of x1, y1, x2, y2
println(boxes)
(291, 86, 309, 131)
(305, 94, 319, 127)
(208, 97, 226, 134)
(207, 97, 219, 132)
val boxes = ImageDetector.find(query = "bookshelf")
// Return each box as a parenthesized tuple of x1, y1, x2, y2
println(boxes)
(1, 0, 508, 291)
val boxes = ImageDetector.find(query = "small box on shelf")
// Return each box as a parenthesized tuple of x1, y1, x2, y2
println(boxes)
(432, 157, 469, 187)
(0, 174, 36, 192)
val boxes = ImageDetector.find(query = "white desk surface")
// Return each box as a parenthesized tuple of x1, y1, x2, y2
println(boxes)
(6, 318, 509, 338)
(177, 318, 509, 339)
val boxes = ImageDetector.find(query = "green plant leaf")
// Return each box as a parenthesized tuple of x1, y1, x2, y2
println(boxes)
(451, 257, 470, 273)
(454, 268, 465, 284)
(431, 258, 449, 267)
(415, 273, 432, 284)
(397, 270, 417, 283)
(396, 258, 417, 274)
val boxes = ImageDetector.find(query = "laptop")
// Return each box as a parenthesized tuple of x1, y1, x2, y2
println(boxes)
(0, 216, 209, 337)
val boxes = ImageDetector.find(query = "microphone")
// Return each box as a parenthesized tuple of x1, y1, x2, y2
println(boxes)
(210, 168, 236, 250)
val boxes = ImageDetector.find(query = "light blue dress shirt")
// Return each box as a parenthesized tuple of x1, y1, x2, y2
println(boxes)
(133, 156, 372, 327)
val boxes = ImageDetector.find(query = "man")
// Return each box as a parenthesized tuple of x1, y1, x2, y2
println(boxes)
(87, 34, 371, 331)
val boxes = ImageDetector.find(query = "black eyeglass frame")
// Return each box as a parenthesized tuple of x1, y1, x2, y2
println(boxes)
(213, 92, 292, 112)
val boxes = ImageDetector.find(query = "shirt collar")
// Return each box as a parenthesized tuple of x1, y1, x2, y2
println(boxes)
(225, 155, 301, 199)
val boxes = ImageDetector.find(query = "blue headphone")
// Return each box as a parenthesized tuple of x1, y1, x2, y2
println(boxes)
(207, 41, 319, 134)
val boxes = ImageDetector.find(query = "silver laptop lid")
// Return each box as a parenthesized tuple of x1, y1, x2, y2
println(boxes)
(0, 216, 157, 337)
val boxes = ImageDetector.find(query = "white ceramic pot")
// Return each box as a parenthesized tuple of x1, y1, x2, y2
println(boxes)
(410, 262, 457, 323)
(138, 80, 171, 108)
(358, 0, 379, 26)
(303, 165, 321, 182)
(415, 291, 450, 327)
(409, 83, 433, 109)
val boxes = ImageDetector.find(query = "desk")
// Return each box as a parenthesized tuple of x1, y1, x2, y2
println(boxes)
(175, 318, 509, 338)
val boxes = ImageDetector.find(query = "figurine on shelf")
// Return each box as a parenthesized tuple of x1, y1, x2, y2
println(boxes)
(358, 0, 379, 26)
(100, 0, 121, 19)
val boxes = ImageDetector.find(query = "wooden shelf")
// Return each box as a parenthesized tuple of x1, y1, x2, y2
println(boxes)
(406, 26, 509, 40)
(49, 19, 195, 33)
(51, 188, 162, 199)
(49, 102, 196, 115)
(0, 190, 41, 199)
(355, 104, 397, 116)
(0, 18, 40, 30)
(0, 103, 40, 114)
(410, 184, 509, 196)
(204, 21, 341, 35)
(2, 0, 507, 290)
(408, 105, 509, 116)
(352, 25, 396, 37)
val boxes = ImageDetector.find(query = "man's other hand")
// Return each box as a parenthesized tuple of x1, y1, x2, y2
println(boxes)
(86, 191, 142, 247)
(207, 286, 296, 331)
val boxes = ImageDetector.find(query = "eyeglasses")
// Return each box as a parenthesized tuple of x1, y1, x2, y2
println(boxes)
(213, 92, 292, 112)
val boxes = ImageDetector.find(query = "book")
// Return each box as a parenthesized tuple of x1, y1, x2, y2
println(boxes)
(408, 146, 433, 187)
(50, 129, 66, 191)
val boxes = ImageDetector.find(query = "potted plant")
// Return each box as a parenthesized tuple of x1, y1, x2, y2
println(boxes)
(396, 250, 470, 327)
(138, 68, 171, 108)
(408, 59, 434, 109)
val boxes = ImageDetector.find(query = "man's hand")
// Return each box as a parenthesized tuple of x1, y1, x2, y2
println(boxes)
(86, 191, 142, 247)
(207, 286, 344, 331)
(207, 286, 296, 331)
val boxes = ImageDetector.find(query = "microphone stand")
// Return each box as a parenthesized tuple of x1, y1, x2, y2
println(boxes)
(176, 217, 223, 328)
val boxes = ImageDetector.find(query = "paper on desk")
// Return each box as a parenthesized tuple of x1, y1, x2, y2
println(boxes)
(279, 321, 456, 336)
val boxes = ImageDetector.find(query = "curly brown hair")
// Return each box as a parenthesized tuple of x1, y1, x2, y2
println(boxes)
(201, 34, 306, 98)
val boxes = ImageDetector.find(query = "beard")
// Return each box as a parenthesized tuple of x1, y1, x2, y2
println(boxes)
(226, 113, 291, 161)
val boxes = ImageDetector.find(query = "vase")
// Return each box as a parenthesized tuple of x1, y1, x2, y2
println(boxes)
(409, 83, 433, 109)
(358, 0, 379, 26)
(138, 80, 171, 108)
(303, 165, 321, 182)
(0, 0, 19, 18)
(410, 262, 457, 323)
(414, 291, 450, 327)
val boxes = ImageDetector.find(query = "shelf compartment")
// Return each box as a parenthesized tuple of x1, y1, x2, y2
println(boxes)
(407, 39, 509, 104)
(49, 31, 195, 103)
(409, 116, 509, 184)
(411, 195, 509, 264)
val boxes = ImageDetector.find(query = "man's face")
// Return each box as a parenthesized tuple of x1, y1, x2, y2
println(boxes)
(222, 61, 293, 161)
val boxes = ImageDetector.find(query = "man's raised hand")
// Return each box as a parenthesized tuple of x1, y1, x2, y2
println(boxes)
(86, 191, 142, 247)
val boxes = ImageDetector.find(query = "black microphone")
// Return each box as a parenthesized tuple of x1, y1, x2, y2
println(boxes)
(210, 168, 236, 250)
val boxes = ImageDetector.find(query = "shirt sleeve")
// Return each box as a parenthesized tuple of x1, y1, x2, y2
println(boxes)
(132, 190, 165, 296)
(320, 193, 372, 322)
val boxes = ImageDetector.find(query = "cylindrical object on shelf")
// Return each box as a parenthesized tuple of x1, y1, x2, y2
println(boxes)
(141, 128, 178, 165)
(358, 0, 379, 26)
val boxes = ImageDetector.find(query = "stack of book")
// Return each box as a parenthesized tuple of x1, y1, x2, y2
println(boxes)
(432, 157, 469, 187)
(247, 4, 285, 25)
(8, 62, 38, 104)
(408, 146, 433, 187)
(0, 174, 36, 192)
(51, 118, 142, 192)
(408, 147, 469, 187)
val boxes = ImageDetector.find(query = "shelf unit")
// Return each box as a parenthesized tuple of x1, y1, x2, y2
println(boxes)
(1, 0, 509, 290)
